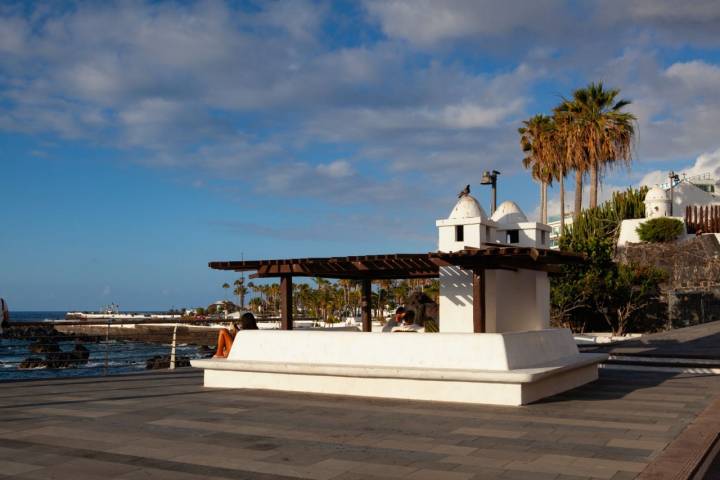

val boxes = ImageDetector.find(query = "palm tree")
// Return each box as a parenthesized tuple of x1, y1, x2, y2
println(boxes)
(519, 114, 555, 223)
(542, 119, 569, 232)
(555, 82, 636, 211)
(221, 282, 230, 301)
(233, 278, 246, 308)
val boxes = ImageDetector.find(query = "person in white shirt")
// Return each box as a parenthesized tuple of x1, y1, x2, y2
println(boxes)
(382, 306, 405, 332)
(391, 310, 424, 333)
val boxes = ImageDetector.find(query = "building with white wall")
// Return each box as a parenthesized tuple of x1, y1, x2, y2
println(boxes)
(436, 194, 551, 333)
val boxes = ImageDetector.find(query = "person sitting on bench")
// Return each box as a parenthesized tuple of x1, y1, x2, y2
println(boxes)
(213, 312, 258, 358)
(391, 310, 423, 332)
(382, 306, 405, 332)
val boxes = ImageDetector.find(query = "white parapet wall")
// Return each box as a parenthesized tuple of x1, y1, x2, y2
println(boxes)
(192, 329, 607, 406)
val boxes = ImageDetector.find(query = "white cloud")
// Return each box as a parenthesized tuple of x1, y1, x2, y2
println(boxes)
(665, 60, 720, 92)
(316, 160, 354, 178)
(638, 147, 720, 188)
(364, 0, 565, 46)
(440, 100, 525, 129)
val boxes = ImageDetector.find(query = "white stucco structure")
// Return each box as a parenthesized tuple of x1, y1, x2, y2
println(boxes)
(436, 196, 551, 333)
(192, 329, 605, 406)
(193, 192, 607, 406)
(617, 186, 697, 247)
(645, 187, 671, 219)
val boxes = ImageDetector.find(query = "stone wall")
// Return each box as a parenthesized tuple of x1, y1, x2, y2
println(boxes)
(617, 235, 720, 327)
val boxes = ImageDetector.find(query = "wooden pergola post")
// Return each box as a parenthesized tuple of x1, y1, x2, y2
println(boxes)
(361, 279, 372, 332)
(280, 275, 293, 330)
(472, 269, 486, 333)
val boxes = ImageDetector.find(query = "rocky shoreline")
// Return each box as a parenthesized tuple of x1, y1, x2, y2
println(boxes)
(2, 324, 217, 371)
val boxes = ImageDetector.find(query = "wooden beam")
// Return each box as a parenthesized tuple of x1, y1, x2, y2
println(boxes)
(472, 269, 486, 333)
(280, 275, 293, 330)
(361, 278, 372, 332)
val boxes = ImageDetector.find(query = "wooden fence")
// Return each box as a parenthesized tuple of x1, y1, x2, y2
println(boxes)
(686, 205, 720, 234)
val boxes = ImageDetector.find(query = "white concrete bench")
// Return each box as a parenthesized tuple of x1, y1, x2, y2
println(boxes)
(191, 329, 607, 406)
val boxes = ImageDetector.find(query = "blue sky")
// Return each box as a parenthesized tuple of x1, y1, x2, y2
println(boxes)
(2, 0, 720, 310)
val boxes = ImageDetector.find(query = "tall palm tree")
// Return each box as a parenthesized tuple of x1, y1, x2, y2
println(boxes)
(542, 119, 569, 232)
(221, 282, 230, 301)
(555, 82, 636, 211)
(519, 114, 554, 223)
(233, 278, 246, 308)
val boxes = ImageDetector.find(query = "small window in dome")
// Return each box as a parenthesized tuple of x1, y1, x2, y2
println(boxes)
(455, 225, 464, 242)
(506, 230, 519, 244)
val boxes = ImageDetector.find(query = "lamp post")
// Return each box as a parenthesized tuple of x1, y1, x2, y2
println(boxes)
(480, 170, 500, 215)
(668, 171, 680, 216)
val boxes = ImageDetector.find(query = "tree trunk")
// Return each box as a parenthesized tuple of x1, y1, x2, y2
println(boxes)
(542, 181, 548, 223)
(559, 172, 566, 234)
(539, 182, 544, 223)
(589, 163, 598, 209)
(574, 169, 583, 220)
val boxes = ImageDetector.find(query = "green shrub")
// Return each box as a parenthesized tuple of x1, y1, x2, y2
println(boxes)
(636, 217, 684, 243)
(553, 187, 666, 334)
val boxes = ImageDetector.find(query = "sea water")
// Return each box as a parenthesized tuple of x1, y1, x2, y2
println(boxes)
(1, 311, 203, 381)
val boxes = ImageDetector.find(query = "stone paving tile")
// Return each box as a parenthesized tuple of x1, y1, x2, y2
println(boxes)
(14, 458, 141, 480)
(0, 461, 43, 476)
(605, 438, 667, 451)
(498, 469, 560, 479)
(451, 427, 526, 439)
(114, 467, 230, 480)
(406, 468, 474, 480)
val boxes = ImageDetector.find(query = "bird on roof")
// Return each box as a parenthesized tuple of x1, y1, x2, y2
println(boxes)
(458, 185, 470, 198)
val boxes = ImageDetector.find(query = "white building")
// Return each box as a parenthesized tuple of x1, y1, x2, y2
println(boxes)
(436, 195, 551, 333)
(616, 185, 705, 247)
(549, 172, 720, 248)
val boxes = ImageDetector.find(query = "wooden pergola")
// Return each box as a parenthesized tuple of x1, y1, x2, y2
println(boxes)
(209, 246, 583, 333)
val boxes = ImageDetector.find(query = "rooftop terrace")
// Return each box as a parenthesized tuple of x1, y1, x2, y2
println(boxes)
(2, 368, 719, 480)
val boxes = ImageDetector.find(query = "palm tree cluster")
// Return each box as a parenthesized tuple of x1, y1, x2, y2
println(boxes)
(519, 82, 636, 232)
(242, 278, 439, 322)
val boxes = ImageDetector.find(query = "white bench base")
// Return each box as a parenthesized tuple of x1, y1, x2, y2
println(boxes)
(195, 360, 601, 406)
(191, 329, 607, 406)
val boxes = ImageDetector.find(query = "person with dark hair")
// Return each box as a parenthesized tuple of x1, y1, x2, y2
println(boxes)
(213, 312, 258, 358)
(391, 310, 423, 332)
(382, 306, 405, 332)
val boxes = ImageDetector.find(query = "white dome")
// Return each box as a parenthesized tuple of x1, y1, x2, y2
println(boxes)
(449, 194, 486, 219)
(491, 201, 527, 224)
(645, 187, 669, 203)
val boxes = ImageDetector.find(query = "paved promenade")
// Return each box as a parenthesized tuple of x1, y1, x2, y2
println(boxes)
(1, 368, 719, 480)
(581, 320, 720, 359)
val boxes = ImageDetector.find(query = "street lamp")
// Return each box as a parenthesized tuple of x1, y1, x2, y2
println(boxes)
(668, 171, 680, 216)
(480, 170, 501, 214)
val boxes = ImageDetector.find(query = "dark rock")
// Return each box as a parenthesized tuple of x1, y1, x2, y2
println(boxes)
(29, 339, 61, 354)
(145, 355, 190, 370)
(19, 357, 48, 369)
(44, 343, 91, 369)
(4, 325, 67, 341)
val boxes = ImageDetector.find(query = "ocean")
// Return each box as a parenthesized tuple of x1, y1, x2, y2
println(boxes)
(1, 311, 204, 381)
